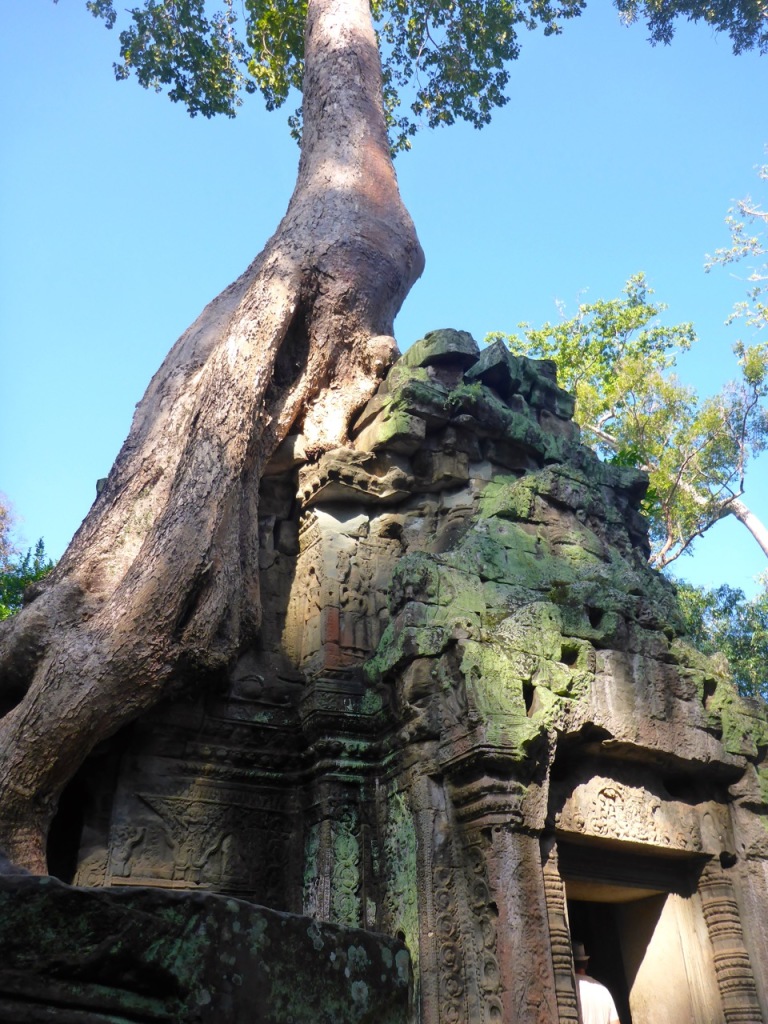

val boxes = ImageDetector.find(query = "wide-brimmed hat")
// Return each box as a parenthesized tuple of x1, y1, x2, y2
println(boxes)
(572, 941, 590, 962)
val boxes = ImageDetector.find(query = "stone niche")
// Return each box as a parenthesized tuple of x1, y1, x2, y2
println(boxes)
(51, 330, 768, 1024)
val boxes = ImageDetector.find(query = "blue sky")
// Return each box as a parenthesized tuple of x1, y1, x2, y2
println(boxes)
(2, 2, 767, 595)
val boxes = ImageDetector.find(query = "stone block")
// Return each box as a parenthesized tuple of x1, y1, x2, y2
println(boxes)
(350, 392, 390, 434)
(463, 340, 525, 401)
(527, 356, 558, 383)
(481, 438, 541, 473)
(259, 475, 297, 518)
(353, 407, 426, 455)
(528, 376, 576, 420)
(276, 519, 300, 555)
(0, 876, 411, 1024)
(412, 449, 469, 491)
(397, 329, 479, 370)
(355, 378, 450, 432)
(538, 408, 580, 442)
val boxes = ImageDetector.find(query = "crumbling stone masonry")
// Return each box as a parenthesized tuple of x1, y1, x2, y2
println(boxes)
(42, 331, 768, 1023)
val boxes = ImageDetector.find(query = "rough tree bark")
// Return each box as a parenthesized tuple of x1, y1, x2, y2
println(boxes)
(0, 0, 424, 872)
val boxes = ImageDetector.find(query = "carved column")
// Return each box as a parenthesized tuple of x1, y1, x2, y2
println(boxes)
(446, 775, 559, 1024)
(476, 823, 559, 1023)
(456, 830, 504, 1023)
(301, 788, 369, 928)
(377, 785, 421, 993)
(541, 838, 579, 1024)
(411, 773, 470, 1024)
(699, 860, 764, 1024)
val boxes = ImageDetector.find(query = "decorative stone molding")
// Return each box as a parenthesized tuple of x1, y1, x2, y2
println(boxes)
(541, 840, 580, 1024)
(700, 860, 765, 1024)
(555, 777, 700, 851)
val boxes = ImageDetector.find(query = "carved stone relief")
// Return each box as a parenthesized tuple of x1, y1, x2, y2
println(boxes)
(104, 782, 297, 908)
(552, 762, 733, 856)
(431, 810, 469, 1024)
(379, 789, 420, 966)
(330, 805, 363, 927)
(459, 837, 504, 1023)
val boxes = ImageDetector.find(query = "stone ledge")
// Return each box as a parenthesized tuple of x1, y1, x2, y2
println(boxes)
(0, 874, 411, 1024)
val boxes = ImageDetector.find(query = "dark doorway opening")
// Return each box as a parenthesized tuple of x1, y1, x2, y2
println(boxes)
(46, 735, 126, 883)
(47, 768, 89, 882)
(568, 897, 635, 1024)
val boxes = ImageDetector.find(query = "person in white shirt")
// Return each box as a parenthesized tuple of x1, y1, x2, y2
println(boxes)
(573, 941, 620, 1024)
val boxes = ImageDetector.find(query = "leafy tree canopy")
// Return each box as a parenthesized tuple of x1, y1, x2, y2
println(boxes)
(0, 500, 55, 623)
(79, 0, 768, 151)
(0, 495, 14, 571)
(488, 274, 768, 568)
(677, 579, 768, 702)
(0, 540, 55, 622)
(707, 152, 768, 337)
(616, 0, 768, 55)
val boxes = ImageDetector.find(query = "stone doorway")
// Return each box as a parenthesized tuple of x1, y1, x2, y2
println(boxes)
(559, 841, 724, 1024)
(566, 895, 635, 1024)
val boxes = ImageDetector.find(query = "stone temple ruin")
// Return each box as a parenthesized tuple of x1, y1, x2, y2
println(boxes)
(6, 330, 768, 1023)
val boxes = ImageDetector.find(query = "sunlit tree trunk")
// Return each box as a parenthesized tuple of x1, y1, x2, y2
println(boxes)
(0, 0, 424, 871)
(650, 485, 768, 570)
(728, 497, 768, 559)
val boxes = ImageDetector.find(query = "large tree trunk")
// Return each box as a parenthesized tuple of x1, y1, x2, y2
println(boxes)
(0, 0, 424, 872)
(727, 497, 768, 559)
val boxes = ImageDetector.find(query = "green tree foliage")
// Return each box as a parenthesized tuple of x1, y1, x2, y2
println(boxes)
(78, 0, 768, 152)
(488, 275, 768, 568)
(81, 0, 586, 149)
(707, 152, 768, 337)
(616, 0, 768, 54)
(0, 540, 55, 621)
(1, 493, 55, 621)
(677, 579, 768, 701)
(0, 495, 14, 571)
